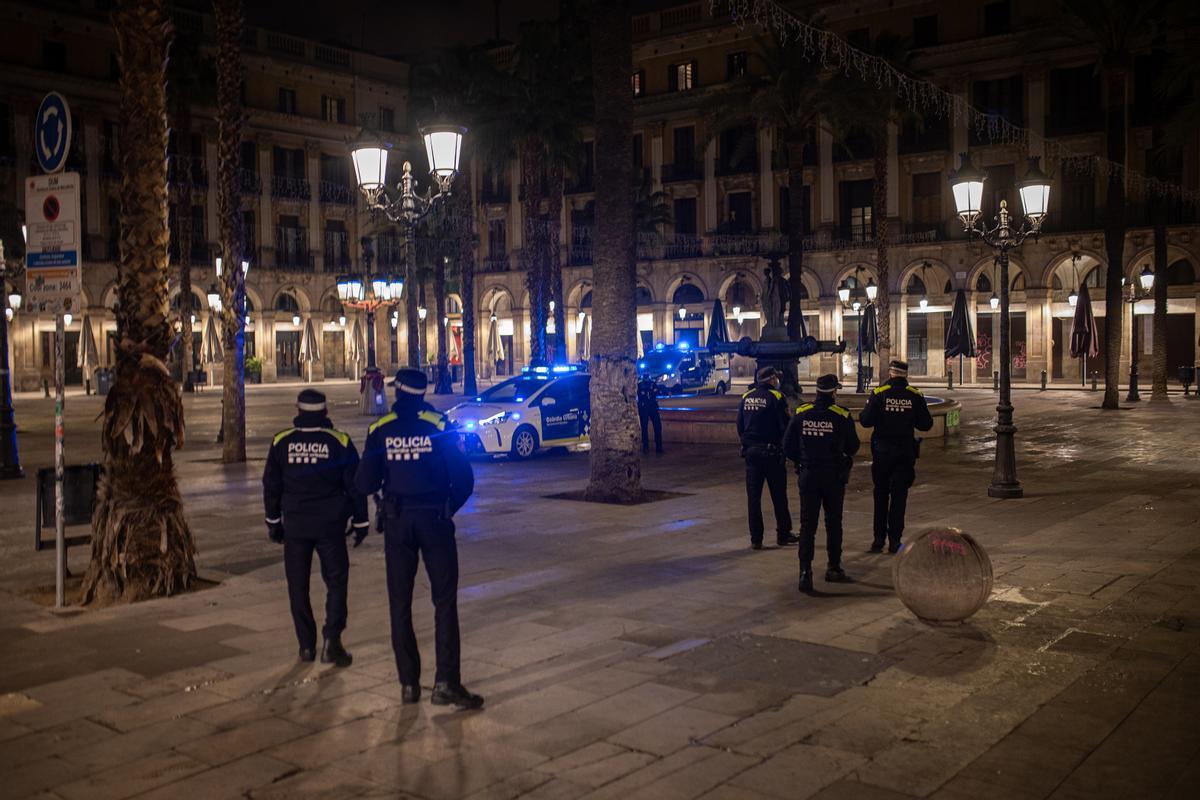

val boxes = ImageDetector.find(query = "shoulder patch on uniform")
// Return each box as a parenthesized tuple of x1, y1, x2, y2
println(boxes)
(321, 428, 350, 447)
(906, 385, 924, 396)
(769, 389, 784, 400)
(873, 385, 889, 395)
(272, 428, 297, 445)
(418, 409, 447, 431)
(796, 403, 814, 413)
(829, 404, 850, 418)
(368, 412, 397, 435)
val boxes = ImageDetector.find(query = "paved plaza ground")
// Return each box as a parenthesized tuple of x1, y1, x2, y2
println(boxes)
(0, 381, 1197, 799)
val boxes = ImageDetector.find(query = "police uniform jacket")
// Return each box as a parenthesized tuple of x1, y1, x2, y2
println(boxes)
(736, 384, 790, 449)
(263, 412, 369, 538)
(636, 378, 659, 412)
(782, 396, 860, 473)
(355, 400, 475, 516)
(859, 378, 934, 450)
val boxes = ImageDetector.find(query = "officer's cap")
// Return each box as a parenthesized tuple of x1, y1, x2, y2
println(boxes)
(815, 374, 841, 393)
(391, 367, 428, 396)
(755, 366, 779, 383)
(889, 359, 909, 376)
(297, 389, 327, 412)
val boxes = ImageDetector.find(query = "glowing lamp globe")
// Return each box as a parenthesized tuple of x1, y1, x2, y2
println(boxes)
(1017, 157, 1051, 228)
(1068, 290, 1078, 307)
(919, 296, 929, 310)
(372, 275, 390, 300)
(350, 136, 390, 194)
(291, 314, 300, 327)
(989, 293, 1000, 310)
(420, 124, 466, 181)
(865, 279, 878, 302)
(389, 275, 404, 299)
(8, 290, 20, 311)
(1138, 265, 1154, 292)
(949, 153, 986, 228)
(893, 528, 993, 624)
(207, 284, 221, 312)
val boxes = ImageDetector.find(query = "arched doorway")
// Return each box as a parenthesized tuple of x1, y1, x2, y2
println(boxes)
(274, 291, 302, 379)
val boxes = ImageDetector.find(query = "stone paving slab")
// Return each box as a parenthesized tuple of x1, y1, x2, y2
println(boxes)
(0, 387, 1198, 798)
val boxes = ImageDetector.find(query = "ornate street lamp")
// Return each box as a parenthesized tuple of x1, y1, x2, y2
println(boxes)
(350, 124, 465, 368)
(1124, 265, 1155, 402)
(949, 154, 1052, 499)
(206, 284, 222, 313)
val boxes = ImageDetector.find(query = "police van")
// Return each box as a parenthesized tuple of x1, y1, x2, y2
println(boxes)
(446, 365, 590, 460)
(637, 342, 731, 396)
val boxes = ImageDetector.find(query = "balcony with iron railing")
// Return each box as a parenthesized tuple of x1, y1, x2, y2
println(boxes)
(318, 180, 355, 206)
(274, 226, 313, 271)
(167, 155, 208, 188)
(482, 255, 510, 272)
(271, 175, 311, 202)
(238, 169, 262, 195)
(662, 161, 703, 182)
(324, 231, 352, 270)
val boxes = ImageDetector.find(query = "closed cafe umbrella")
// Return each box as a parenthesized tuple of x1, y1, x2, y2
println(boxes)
(299, 317, 320, 382)
(78, 314, 100, 392)
(944, 289, 975, 385)
(1069, 282, 1099, 386)
(857, 304, 878, 390)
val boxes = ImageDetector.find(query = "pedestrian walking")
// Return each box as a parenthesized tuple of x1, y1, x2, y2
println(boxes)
(859, 360, 933, 553)
(356, 368, 483, 709)
(637, 374, 663, 454)
(737, 366, 799, 549)
(263, 389, 368, 667)
(783, 374, 860, 593)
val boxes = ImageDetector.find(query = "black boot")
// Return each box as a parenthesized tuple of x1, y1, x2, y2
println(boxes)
(298, 647, 316, 663)
(825, 567, 852, 583)
(798, 568, 814, 593)
(320, 638, 353, 668)
(431, 682, 484, 710)
(887, 541, 902, 554)
(777, 533, 800, 546)
(401, 684, 421, 704)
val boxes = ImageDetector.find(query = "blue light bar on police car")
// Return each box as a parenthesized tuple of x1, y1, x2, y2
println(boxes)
(677, 341, 690, 350)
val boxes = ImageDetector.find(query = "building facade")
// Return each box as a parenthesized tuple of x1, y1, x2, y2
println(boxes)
(3, 0, 1198, 392)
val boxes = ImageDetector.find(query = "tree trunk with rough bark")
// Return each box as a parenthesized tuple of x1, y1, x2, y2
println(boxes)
(871, 124, 891, 366)
(585, 0, 642, 503)
(1150, 193, 1169, 402)
(455, 163, 478, 396)
(214, 0, 245, 462)
(82, 0, 197, 604)
(546, 163, 566, 363)
(520, 142, 547, 363)
(785, 136, 806, 340)
(1101, 68, 1127, 410)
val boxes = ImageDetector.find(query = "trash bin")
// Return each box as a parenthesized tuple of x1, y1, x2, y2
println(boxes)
(96, 369, 113, 396)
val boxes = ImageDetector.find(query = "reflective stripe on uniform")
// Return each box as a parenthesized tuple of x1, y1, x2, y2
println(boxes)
(829, 404, 850, 418)
(873, 384, 890, 395)
(906, 385, 924, 396)
(796, 403, 814, 413)
(272, 428, 297, 445)
(741, 389, 755, 399)
(418, 409, 447, 430)
(768, 389, 784, 400)
(368, 412, 397, 435)
(321, 428, 350, 447)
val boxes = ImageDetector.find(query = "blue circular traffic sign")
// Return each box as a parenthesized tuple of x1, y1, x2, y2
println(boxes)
(35, 92, 72, 174)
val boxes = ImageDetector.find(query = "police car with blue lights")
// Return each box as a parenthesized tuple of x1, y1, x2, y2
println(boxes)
(637, 341, 731, 396)
(446, 365, 590, 460)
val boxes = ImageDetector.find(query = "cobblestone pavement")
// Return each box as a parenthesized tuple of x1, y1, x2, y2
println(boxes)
(0, 384, 1197, 799)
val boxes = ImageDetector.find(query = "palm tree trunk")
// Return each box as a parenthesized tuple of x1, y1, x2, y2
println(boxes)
(546, 164, 566, 363)
(434, 247, 451, 393)
(82, 0, 196, 604)
(785, 136, 806, 341)
(871, 124, 891, 366)
(520, 142, 547, 363)
(456, 162, 478, 396)
(215, 0, 246, 462)
(585, 0, 641, 503)
(1150, 126, 1169, 402)
(1101, 68, 1127, 409)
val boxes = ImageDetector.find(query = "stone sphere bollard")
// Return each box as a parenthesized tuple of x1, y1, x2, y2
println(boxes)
(893, 528, 993, 624)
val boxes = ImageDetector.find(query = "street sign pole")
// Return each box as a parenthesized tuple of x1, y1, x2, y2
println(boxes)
(54, 312, 65, 608)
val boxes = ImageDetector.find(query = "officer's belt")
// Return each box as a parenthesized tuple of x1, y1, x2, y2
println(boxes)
(383, 493, 449, 515)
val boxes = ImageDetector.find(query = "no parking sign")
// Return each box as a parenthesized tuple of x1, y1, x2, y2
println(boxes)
(25, 171, 82, 313)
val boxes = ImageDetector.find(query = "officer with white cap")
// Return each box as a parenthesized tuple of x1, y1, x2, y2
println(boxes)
(859, 359, 933, 553)
(783, 374, 860, 592)
(356, 368, 482, 710)
(736, 366, 799, 549)
(263, 389, 368, 667)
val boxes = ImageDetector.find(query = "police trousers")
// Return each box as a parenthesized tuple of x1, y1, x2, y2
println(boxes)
(797, 469, 846, 569)
(639, 407, 663, 452)
(745, 453, 792, 544)
(870, 443, 916, 547)
(283, 535, 349, 651)
(383, 510, 461, 686)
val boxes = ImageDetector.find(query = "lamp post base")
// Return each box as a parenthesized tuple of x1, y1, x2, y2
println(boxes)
(987, 483, 1023, 499)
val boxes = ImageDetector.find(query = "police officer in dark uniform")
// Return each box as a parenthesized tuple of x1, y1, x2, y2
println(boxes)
(263, 389, 368, 667)
(859, 360, 933, 553)
(356, 368, 482, 709)
(637, 374, 663, 454)
(783, 374, 860, 593)
(736, 366, 799, 550)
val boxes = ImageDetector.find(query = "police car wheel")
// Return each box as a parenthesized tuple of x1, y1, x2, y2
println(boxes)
(716, 381, 727, 395)
(509, 426, 539, 460)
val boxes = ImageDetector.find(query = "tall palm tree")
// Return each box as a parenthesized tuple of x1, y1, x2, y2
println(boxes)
(1059, 0, 1169, 408)
(82, 0, 196, 603)
(214, 0, 247, 460)
(585, 0, 641, 503)
(702, 27, 830, 340)
(827, 32, 915, 367)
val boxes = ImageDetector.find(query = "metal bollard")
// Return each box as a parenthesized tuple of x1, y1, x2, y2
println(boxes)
(993, 371, 999, 391)
(1040, 369, 1047, 391)
(947, 371, 954, 391)
(1091, 371, 1098, 391)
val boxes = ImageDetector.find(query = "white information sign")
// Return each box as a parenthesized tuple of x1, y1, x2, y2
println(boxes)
(24, 172, 83, 314)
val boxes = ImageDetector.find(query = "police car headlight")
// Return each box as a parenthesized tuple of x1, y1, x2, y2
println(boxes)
(480, 411, 520, 426)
